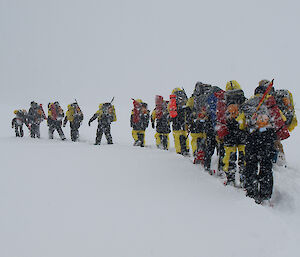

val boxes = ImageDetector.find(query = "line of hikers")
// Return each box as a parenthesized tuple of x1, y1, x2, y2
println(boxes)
(12, 100, 116, 144)
(12, 79, 297, 204)
(144, 79, 297, 204)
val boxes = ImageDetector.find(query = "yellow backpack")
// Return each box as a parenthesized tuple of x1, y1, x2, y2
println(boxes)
(66, 105, 75, 122)
(97, 103, 117, 122)
(275, 89, 297, 132)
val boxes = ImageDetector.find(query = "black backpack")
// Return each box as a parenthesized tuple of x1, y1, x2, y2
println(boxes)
(225, 89, 246, 106)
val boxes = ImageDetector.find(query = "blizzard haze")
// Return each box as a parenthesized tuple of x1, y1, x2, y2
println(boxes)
(1, 1, 300, 257)
(1, 0, 300, 106)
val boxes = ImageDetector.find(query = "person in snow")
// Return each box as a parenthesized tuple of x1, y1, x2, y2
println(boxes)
(186, 82, 211, 158)
(273, 88, 298, 166)
(168, 88, 190, 155)
(130, 99, 150, 147)
(218, 81, 247, 186)
(11, 109, 29, 137)
(63, 102, 84, 142)
(47, 101, 66, 140)
(151, 100, 171, 150)
(27, 101, 47, 138)
(205, 86, 227, 175)
(88, 102, 116, 145)
(238, 79, 290, 204)
(186, 82, 216, 172)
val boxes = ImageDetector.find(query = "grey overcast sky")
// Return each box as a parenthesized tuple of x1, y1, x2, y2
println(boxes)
(1, 0, 299, 107)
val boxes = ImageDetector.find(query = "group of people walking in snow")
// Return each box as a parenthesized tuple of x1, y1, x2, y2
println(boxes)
(12, 100, 116, 144)
(146, 79, 296, 204)
(12, 79, 297, 204)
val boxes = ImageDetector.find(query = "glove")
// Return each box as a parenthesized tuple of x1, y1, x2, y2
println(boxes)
(63, 124, 66, 127)
(88, 121, 91, 126)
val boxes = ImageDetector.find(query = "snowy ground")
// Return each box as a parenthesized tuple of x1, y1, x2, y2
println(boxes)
(0, 104, 300, 257)
(2, 0, 300, 256)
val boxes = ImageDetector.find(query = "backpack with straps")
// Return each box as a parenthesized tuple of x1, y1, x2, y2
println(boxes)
(274, 89, 297, 131)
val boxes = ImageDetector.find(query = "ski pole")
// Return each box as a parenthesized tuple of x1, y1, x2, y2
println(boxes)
(256, 79, 274, 111)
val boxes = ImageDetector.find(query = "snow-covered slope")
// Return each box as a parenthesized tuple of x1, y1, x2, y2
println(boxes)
(1, 1, 300, 256)
(0, 104, 299, 257)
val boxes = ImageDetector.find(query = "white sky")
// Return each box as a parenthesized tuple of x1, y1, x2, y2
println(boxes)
(1, 0, 299, 107)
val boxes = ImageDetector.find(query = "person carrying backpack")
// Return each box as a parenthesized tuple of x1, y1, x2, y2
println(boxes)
(27, 101, 47, 138)
(130, 99, 150, 147)
(208, 86, 227, 174)
(47, 102, 66, 140)
(186, 82, 211, 156)
(89, 102, 116, 145)
(11, 109, 29, 137)
(239, 79, 290, 204)
(63, 102, 84, 142)
(151, 98, 171, 150)
(168, 88, 190, 155)
(186, 82, 216, 171)
(273, 88, 298, 166)
(219, 80, 247, 186)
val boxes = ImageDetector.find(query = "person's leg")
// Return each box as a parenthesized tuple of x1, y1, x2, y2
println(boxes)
(104, 125, 113, 144)
(95, 124, 104, 145)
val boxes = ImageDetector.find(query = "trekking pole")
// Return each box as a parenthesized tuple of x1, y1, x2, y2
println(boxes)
(251, 79, 274, 122)
(256, 79, 274, 111)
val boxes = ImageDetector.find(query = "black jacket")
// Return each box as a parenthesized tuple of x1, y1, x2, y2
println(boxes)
(224, 118, 246, 146)
(170, 107, 189, 131)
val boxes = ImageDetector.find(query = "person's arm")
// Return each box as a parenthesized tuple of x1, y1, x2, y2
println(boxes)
(27, 108, 33, 123)
(130, 113, 133, 127)
(63, 116, 68, 127)
(88, 113, 98, 126)
(12, 118, 16, 128)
